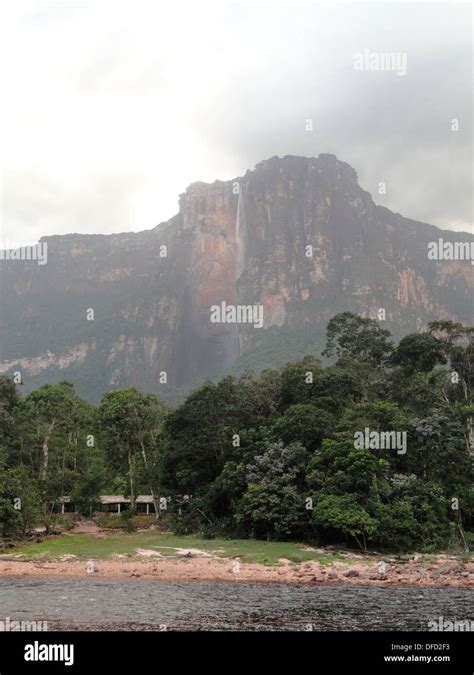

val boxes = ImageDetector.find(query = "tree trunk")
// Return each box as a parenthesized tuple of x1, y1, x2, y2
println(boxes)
(41, 420, 56, 479)
(461, 376, 473, 456)
(139, 439, 160, 521)
(128, 446, 135, 511)
(456, 510, 469, 553)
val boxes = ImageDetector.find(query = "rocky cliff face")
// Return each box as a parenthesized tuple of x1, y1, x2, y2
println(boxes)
(1, 154, 473, 402)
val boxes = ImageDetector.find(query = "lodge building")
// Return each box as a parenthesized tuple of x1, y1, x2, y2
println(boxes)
(56, 495, 189, 515)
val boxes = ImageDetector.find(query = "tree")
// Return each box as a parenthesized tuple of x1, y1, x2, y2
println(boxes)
(306, 437, 388, 498)
(16, 382, 88, 480)
(162, 378, 245, 493)
(6, 465, 41, 535)
(272, 404, 334, 451)
(371, 474, 451, 551)
(0, 375, 19, 413)
(0, 376, 19, 450)
(428, 321, 473, 454)
(237, 442, 311, 540)
(278, 356, 321, 408)
(391, 333, 447, 373)
(322, 312, 394, 367)
(312, 494, 378, 551)
(71, 456, 106, 517)
(11, 382, 93, 529)
(310, 366, 364, 414)
(0, 450, 21, 541)
(99, 388, 164, 516)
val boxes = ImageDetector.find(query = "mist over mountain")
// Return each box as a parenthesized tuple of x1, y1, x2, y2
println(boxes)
(1, 154, 473, 402)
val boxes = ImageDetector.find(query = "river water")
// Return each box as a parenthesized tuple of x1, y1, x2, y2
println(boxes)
(0, 578, 472, 631)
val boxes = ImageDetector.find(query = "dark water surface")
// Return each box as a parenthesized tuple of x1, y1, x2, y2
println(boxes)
(1, 577, 472, 631)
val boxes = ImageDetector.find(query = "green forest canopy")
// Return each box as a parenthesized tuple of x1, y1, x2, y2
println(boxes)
(0, 313, 472, 553)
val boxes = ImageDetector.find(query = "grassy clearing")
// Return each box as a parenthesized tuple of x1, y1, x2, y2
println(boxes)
(7, 532, 359, 566)
(94, 514, 157, 529)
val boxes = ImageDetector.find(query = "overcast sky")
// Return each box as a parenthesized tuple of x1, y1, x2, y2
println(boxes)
(0, 0, 472, 248)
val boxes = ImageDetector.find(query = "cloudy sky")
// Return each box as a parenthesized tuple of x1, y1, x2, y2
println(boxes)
(0, 0, 472, 248)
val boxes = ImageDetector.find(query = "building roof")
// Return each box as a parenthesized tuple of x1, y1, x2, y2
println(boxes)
(99, 495, 130, 504)
(58, 494, 175, 505)
(98, 495, 156, 504)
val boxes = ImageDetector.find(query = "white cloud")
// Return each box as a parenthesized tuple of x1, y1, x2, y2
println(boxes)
(0, 0, 472, 247)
